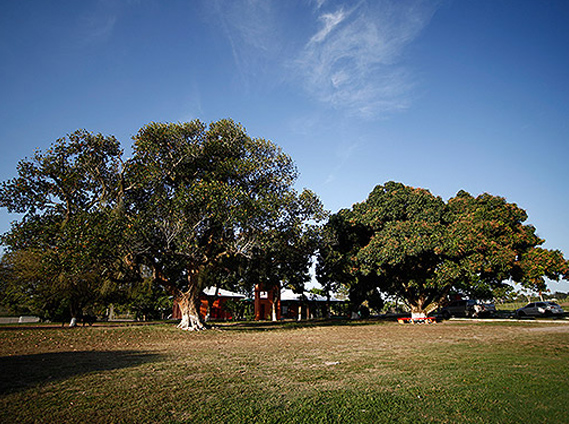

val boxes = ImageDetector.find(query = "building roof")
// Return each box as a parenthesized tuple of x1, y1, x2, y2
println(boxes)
(280, 289, 342, 302)
(202, 287, 246, 298)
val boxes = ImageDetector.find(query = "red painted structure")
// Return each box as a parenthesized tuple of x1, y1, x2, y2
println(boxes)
(172, 287, 245, 321)
(254, 284, 281, 320)
(255, 288, 345, 320)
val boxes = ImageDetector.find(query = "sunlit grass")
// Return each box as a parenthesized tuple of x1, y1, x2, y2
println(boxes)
(495, 299, 569, 311)
(1, 320, 569, 423)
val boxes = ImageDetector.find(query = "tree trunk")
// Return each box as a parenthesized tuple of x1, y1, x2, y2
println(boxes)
(410, 306, 427, 319)
(176, 269, 206, 331)
(109, 304, 115, 320)
(409, 302, 440, 319)
(270, 287, 281, 322)
(154, 265, 207, 331)
(409, 299, 440, 319)
(176, 289, 206, 331)
(69, 302, 80, 327)
(405, 288, 448, 319)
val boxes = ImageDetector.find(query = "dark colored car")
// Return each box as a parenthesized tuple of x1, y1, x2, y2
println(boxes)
(440, 299, 496, 319)
(514, 302, 564, 318)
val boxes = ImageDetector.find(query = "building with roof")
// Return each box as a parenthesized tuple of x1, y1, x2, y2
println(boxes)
(172, 287, 246, 321)
(255, 285, 345, 321)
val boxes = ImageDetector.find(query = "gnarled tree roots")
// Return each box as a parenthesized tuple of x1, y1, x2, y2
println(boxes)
(177, 313, 206, 331)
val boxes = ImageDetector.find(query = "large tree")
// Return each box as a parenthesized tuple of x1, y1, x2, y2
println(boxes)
(0, 130, 127, 325)
(318, 181, 569, 317)
(125, 119, 323, 330)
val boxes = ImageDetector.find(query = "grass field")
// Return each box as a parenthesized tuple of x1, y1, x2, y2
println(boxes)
(1, 319, 569, 423)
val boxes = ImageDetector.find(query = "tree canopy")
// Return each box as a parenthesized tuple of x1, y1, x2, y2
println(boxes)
(318, 181, 569, 317)
(0, 130, 127, 324)
(0, 121, 325, 328)
(2, 126, 567, 326)
(123, 119, 324, 329)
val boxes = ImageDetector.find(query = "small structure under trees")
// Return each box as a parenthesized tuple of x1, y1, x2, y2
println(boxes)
(254, 287, 344, 321)
(171, 287, 245, 321)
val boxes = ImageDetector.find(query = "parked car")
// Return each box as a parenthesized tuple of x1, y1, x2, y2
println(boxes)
(440, 299, 496, 319)
(514, 302, 564, 318)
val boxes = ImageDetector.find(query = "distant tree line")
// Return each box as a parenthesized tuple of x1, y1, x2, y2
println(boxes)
(1, 120, 567, 327)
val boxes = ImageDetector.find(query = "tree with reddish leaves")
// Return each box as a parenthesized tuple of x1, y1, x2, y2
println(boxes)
(318, 182, 568, 317)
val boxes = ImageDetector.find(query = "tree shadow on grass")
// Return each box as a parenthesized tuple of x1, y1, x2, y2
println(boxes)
(0, 350, 162, 395)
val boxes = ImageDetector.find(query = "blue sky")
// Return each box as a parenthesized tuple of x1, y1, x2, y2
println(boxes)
(1, 0, 568, 292)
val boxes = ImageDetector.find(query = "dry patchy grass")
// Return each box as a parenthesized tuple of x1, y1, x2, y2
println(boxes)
(1, 320, 569, 423)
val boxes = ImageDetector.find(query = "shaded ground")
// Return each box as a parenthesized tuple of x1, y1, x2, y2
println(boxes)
(0, 350, 162, 394)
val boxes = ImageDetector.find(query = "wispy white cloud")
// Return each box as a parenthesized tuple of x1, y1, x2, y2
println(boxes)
(76, 0, 125, 44)
(75, 1, 152, 46)
(298, 0, 438, 118)
(207, 0, 439, 118)
(310, 9, 349, 44)
(324, 139, 360, 185)
(209, 0, 288, 88)
(83, 15, 117, 43)
(313, 0, 328, 10)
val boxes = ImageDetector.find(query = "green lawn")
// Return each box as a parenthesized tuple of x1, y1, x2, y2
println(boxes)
(495, 300, 569, 311)
(1, 320, 568, 423)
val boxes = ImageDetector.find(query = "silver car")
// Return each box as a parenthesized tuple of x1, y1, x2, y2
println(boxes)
(515, 302, 564, 318)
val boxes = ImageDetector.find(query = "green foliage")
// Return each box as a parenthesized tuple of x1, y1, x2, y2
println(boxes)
(0, 120, 325, 325)
(0, 250, 39, 316)
(319, 181, 569, 314)
(513, 247, 569, 292)
(127, 278, 172, 321)
(0, 130, 122, 219)
(221, 298, 251, 321)
(125, 119, 324, 301)
(0, 130, 128, 321)
(4, 124, 566, 326)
